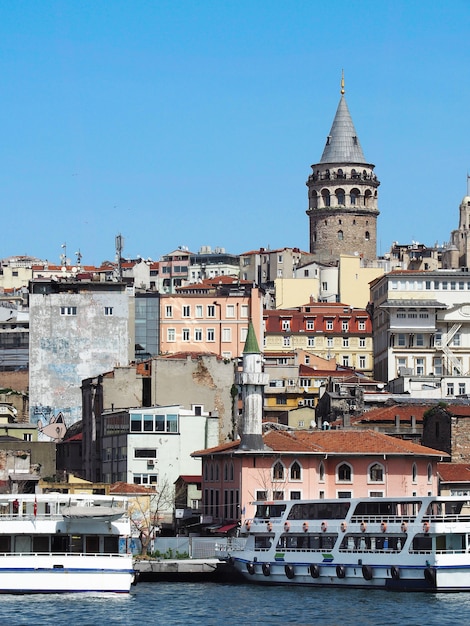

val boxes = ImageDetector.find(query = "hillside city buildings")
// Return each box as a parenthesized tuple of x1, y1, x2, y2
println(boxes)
(2, 77, 470, 531)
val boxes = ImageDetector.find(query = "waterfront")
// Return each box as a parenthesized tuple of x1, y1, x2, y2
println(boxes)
(3, 582, 470, 625)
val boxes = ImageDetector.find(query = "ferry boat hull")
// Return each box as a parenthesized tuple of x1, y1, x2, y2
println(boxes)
(227, 496, 470, 592)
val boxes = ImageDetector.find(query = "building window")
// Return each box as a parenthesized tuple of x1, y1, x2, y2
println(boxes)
(276, 397, 287, 405)
(104, 307, 113, 316)
(369, 463, 384, 482)
(256, 490, 267, 501)
(134, 448, 157, 458)
(358, 320, 366, 330)
(427, 463, 432, 483)
(359, 337, 366, 348)
(226, 305, 235, 318)
(412, 463, 417, 483)
(342, 337, 349, 348)
(342, 321, 349, 332)
(452, 333, 461, 347)
(167, 328, 176, 342)
(359, 355, 366, 369)
(326, 320, 333, 331)
(459, 383, 466, 396)
(447, 383, 454, 396)
(282, 320, 291, 331)
(319, 462, 325, 482)
(307, 336, 315, 347)
(133, 474, 158, 487)
(283, 336, 291, 347)
(397, 334, 406, 347)
(433, 357, 442, 375)
(195, 305, 203, 318)
(290, 491, 301, 500)
(182, 305, 191, 317)
(60, 306, 77, 316)
(182, 328, 190, 341)
(165, 305, 172, 318)
(290, 461, 301, 481)
(222, 328, 232, 342)
(416, 334, 424, 347)
(23, 433, 32, 442)
(195, 328, 203, 341)
(240, 327, 248, 342)
(327, 337, 333, 348)
(207, 328, 215, 342)
(273, 461, 285, 481)
(416, 358, 425, 375)
(207, 305, 216, 317)
(240, 305, 249, 318)
(306, 320, 314, 331)
(337, 463, 352, 482)
(342, 355, 350, 367)
(273, 491, 284, 500)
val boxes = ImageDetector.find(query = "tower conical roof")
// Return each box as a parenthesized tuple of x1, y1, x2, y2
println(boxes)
(319, 95, 367, 164)
(243, 321, 261, 354)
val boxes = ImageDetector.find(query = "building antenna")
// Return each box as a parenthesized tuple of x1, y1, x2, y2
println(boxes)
(467, 172, 470, 196)
(341, 69, 345, 95)
(115, 234, 124, 281)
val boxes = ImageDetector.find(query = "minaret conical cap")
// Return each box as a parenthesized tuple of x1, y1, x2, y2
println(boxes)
(243, 321, 261, 354)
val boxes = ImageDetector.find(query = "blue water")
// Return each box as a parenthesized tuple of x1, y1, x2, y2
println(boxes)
(3, 582, 470, 625)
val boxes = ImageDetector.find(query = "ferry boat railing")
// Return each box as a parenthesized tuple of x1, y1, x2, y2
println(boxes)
(350, 515, 417, 524)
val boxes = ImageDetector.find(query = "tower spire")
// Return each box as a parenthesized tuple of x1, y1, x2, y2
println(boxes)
(341, 69, 345, 95)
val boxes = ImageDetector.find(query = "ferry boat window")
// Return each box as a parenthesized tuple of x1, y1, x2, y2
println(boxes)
(254, 536, 272, 550)
(255, 503, 287, 519)
(33, 536, 49, 552)
(51, 535, 68, 552)
(411, 535, 432, 552)
(85, 536, 100, 554)
(104, 537, 119, 554)
(0, 536, 10, 552)
(288, 502, 350, 520)
(71, 535, 84, 553)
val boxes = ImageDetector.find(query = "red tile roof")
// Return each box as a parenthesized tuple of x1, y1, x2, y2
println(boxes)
(349, 405, 428, 425)
(194, 430, 447, 458)
(437, 463, 470, 483)
(109, 481, 156, 495)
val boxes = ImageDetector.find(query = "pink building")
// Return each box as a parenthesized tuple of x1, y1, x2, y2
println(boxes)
(193, 429, 447, 526)
(159, 283, 263, 360)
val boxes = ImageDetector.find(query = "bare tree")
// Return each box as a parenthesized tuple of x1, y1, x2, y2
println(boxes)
(129, 479, 175, 557)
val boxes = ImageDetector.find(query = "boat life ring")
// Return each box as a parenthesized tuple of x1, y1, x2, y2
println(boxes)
(400, 522, 408, 533)
(336, 565, 346, 579)
(423, 521, 430, 534)
(309, 564, 320, 579)
(285, 564, 295, 579)
(391, 565, 400, 580)
(246, 562, 255, 576)
(321, 521, 328, 532)
(381, 521, 387, 533)
(340, 521, 347, 533)
(267, 522, 273, 532)
(284, 521, 290, 532)
(424, 566, 436, 587)
(262, 563, 271, 577)
(362, 565, 373, 581)
(360, 521, 367, 532)
(302, 522, 309, 533)
(245, 520, 251, 531)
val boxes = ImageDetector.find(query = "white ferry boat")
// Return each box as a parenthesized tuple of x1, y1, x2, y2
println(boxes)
(227, 496, 470, 591)
(0, 493, 136, 593)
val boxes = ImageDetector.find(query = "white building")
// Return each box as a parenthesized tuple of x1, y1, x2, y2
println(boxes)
(370, 269, 470, 396)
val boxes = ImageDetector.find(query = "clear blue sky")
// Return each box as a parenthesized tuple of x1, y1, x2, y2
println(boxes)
(1, 0, 469, 266)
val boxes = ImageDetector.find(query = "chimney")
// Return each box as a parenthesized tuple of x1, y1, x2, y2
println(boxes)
(411, 415, 416, 431)
(395, 415, 400, 430)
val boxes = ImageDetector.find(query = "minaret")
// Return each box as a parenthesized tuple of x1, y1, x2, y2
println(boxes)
(306, 72, 380, 264)
(237, 322, 269, 450)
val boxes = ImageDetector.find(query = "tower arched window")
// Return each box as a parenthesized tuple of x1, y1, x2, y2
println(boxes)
(321, 190, 331, 207)
(338, 230, 344, 240)
(310, 190, 318, 209)
(364, 190, 372, 207)
(365, 231, 370, 241)
(350, 188, 360, 206)
(290, 461, 302, 481)
(337, 168, 345, 179)
(336, 188, 345, 205)
(273, 461, 285, 481)
(351, 168, 358, 179)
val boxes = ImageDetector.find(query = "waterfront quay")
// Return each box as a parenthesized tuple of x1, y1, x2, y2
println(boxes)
(135, 558, 241, 582)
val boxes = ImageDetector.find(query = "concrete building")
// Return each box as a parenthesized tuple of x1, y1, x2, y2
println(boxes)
(189, 246, 240, 283)
(29, 277, 134, 441)
(159, 249, 191, 294)
(422, 404, 470, 463)
(370, 268, 470, 386)
(239, 247, 311, 286)
(306, 76, 380, 265)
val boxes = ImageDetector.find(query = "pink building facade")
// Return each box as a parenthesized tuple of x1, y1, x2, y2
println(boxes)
(194, 429, 446, 526)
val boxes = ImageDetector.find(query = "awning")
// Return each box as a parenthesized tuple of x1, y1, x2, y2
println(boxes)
(216, 523, 238, 533)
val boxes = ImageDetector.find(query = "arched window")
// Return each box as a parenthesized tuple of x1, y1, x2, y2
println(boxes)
(412, 463, 417, 483)
(319, 461, 325, 482)
(427, 463, 432, 483)
(224, 462, 228, 481)
(338, 230, 344, 240)
(215, 462, 219, 481)
(369, 463, 384, 482)
(351, 168, 358, 179)
(310, 190, 318, 208)
(204, 462, 208, 481)
(321, 190, 331, 207)
(350, 188, 360, 205)
(364, 190, 372, 207)
(229, 461, 234, 481)
(365, 231, 370, 241)
(290, 461, 302, 481)
(337, 168, 345, 179)
(337, 463, 352, 482)
(273, 461, 285, 481)
(209, 462, 214, 481)
(335, 188, 345, 205)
